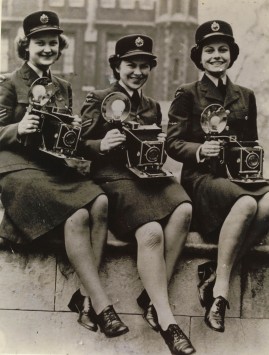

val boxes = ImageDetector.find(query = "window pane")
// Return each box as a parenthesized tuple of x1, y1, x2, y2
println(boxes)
(49, 0, 65, 6)
(100, 0, 116, 8)
(139, 0, 154, 10)
(63, 36, 75, 73)
(68, 0, 85, 6)
(1, 36, 9, 72)
(120, 0, 135, 9)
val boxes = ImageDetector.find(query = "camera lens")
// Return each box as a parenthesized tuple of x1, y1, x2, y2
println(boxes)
(145, 146, 160, 162)
(246, 152, 259, 169)
(63, 130, 77, 147)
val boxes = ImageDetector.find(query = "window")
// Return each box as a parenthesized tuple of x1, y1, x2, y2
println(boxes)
(120, 0, 135, 9)
(173, 58, 180, 82)
(49, 0, 65, 6)
(189, 0, 197, 17)
(139, 0, 155, 10)
(63, 36, 75, 73)
(172, 0, 184, 14)
(107, 40, 116, 58)
(68, 0, 85, 6)
(100, 0, 116, 8)
(159, 0, 167, 15)
(1, 35, 9, 72)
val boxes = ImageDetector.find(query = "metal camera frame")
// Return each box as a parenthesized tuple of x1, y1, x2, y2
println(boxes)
(27, 77, 83, 160)
(101, 92, 173, 178)
(200, 104, 267, 184)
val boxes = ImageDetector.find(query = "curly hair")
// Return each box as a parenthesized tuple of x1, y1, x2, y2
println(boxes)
(108, 55, 157, 80)
(15, 32, 69, 61)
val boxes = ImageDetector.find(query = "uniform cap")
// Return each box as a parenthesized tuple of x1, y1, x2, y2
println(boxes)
(195, 20, 235, 45)
(113, 34, 156, 60)
(23, 11, 63, 37)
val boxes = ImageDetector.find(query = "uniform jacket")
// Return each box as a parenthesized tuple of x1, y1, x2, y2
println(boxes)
(167, 74, 258, 191)
(80, 81, 162, 181)
(0, 62, 72, 175)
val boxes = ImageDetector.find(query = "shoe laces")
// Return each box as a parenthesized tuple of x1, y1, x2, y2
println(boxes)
(169, 324, 187, 343)
(82, 297, 91, 313)
(103, 306, 118, 324)
(212, 297, 229, 318)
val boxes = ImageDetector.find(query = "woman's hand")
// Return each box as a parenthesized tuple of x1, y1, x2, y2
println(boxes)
(17, 112, 40, 136)
(157, 132, 167, 142)
(71, 114, 82, 127)
(100, 129, 126, 152)
(200, 140, 221, 158)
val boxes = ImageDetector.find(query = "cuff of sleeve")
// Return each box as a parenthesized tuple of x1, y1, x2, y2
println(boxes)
(196, 145, 205, 163)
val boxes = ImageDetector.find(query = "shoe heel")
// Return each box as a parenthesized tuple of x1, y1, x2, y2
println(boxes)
(68, 289, 83, 313)
(197, 286, 205, 308)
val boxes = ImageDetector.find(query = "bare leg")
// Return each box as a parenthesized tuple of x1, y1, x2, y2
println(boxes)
(64, 206, 109, 314)
(88, 194, 108, 269)
(235, 192, 269, 263)
(213, 195, 257, 299)
(135, 222, 176, 330)
(163, 203, 192, 282)
(80, 194, 108, 297)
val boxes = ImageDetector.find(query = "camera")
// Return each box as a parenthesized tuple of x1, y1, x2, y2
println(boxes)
(201, 104, 267, 183)
(101, 92, 173, 178)
(123, 121, 170, 178)
(26, 77, 83, 160)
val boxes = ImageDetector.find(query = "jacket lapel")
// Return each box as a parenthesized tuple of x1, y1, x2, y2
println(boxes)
(224, 77, 240, 108)
(200, 74, 223, 103)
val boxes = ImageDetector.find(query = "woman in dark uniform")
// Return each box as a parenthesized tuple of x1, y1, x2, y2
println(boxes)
(0, 11, 128, 338)
(79, 34, 195, 355)
(167, 20, 269, 332)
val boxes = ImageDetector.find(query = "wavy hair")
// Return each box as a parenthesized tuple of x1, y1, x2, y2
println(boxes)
(15, 32, 69, 61)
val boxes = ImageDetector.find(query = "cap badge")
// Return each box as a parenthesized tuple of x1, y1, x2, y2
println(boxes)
(135, 37, 144, 47)
(40, 14, 49, 24)
(211, 21, 220, 32)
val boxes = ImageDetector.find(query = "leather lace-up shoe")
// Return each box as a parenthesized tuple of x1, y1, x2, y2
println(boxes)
(160, 324, 195, 355)
(197, 261, 216, 308)
(205, 296, 230, 332)
(68, 289, 97, 332)
(137, 289, 160, 331)
(96, 305, 129, 338)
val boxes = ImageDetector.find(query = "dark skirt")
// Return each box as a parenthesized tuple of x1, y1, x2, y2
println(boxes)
(0, 168, 104, 244)
(100, 177, 191, 240)
(191, 174, 269, 237)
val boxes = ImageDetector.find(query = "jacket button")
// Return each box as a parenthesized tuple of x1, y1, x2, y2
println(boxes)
(245, 116, 248, 120)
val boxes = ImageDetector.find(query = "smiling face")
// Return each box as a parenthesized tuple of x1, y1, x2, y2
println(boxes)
(26, 32, 60, 70)
(116, 57, 151, 90)
(201, 41, 231, 77)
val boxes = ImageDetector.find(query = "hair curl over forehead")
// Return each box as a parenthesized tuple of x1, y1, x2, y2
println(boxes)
(190, 37, 239, 71)
(109, 55, 157, 80)
(15, 32, 69, 61)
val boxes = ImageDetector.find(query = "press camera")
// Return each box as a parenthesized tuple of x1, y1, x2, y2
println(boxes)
(26, 77, 83, 160)
(101, 92, 172, 178)
(201, 104, 266, 183)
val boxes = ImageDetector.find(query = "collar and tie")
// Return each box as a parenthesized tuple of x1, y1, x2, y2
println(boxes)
(217, 78, 226, 98)
(131, 89, 140, 112)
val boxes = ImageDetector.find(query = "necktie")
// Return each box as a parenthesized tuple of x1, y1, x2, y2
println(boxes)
(131, 90, 140, 112)
(217, 78, 226, 98)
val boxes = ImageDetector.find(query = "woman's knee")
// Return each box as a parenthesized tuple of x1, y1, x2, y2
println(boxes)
(172, 203, 192, 225)
(66, 208, 89, 229)
(90, 194, 108, 221)
(135, 222, 164, 249)
(234, 195, 257, 219)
